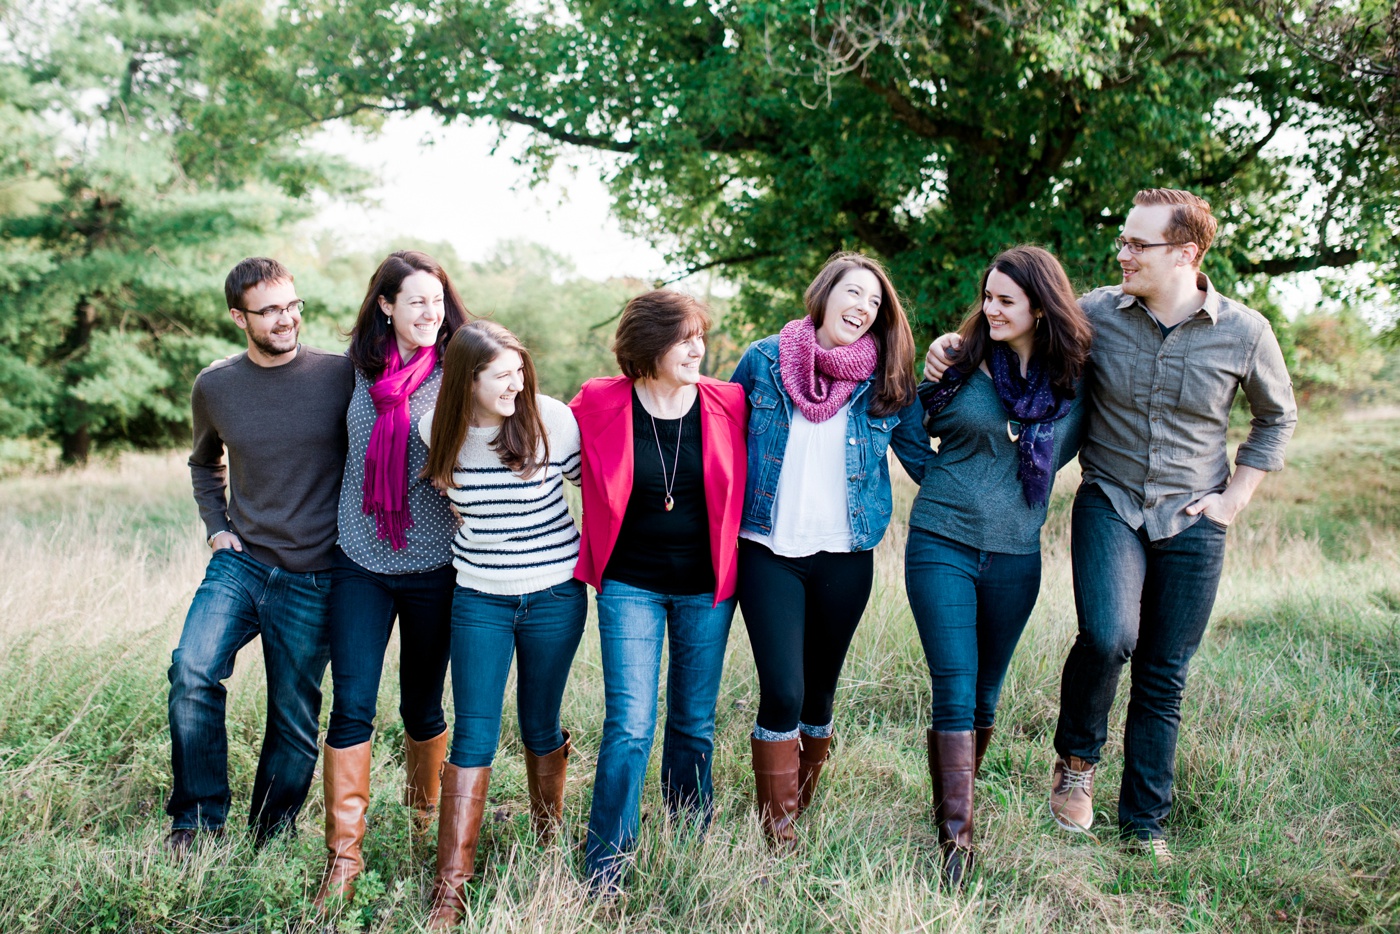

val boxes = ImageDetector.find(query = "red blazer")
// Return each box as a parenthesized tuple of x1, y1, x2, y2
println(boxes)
(569, 374, 747, 606)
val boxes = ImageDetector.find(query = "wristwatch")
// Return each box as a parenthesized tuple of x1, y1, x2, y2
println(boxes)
(207, 531, 224, 548)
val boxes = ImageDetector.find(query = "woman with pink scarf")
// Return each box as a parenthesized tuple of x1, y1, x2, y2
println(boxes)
(729, 252, 928, 848)
(314, 251, 470, 909)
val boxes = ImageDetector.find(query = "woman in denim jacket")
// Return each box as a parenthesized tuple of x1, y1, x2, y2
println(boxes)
(730, 251, 928, 847)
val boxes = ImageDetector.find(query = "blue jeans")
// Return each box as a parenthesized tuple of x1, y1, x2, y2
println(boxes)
(1054, 483, 1228, 839)
(904, 528, 1042, 732)
(325, 549, 454, 748)
(166, 548, 331, 837)
(585, 580, 736, 885)
(447, 580, 586, 769)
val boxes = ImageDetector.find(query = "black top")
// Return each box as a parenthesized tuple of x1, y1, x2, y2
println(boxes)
(603, 389, 714, 595)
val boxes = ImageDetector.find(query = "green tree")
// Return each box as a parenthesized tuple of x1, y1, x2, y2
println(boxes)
(0, 1, 362, 463)
(233, 0, 1398, 334)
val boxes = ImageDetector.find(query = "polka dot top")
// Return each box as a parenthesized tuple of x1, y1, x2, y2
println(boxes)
(336, 365, 458, 574)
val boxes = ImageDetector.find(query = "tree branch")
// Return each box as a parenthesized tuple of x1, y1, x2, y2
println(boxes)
(855, 73, 997, 153)
(654, 250, 778, 287)
(1238, 247, 1363, 276)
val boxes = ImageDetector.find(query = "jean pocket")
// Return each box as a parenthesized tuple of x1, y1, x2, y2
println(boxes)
(1202, 514, 1230, 531)
(546, 579, 585, 600)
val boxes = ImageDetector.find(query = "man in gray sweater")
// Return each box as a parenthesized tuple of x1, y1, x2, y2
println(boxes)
(166, 257, 353, 852)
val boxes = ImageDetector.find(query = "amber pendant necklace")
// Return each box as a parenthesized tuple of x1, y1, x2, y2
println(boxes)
(644, 392, 683, 511)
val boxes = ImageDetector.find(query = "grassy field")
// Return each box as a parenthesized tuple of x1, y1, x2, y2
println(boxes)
(1, 414, 1397, 933)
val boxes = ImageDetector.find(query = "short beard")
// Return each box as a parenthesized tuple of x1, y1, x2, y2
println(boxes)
(249, 324, 299, 359)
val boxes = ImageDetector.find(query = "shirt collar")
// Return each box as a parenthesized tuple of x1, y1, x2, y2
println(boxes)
(1115, 271, 1220, 324)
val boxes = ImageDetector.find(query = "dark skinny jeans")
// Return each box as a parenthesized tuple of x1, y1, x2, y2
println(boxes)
(1054, 483, 1228, 840)
(737, 539, 874, 734)
(904, 528, 1042, 732)
(325, 548, 454, 749)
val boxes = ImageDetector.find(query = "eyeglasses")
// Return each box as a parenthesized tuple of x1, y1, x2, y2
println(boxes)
(237, 299, 305, 317)
(1115, 237, 1187, 255)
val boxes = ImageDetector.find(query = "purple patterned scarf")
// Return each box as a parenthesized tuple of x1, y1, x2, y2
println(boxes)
(778, 316, 879, 423)
(919, 342, 1073, 506)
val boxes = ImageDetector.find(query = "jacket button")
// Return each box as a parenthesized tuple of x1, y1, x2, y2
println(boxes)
(847, 437, 856, 445)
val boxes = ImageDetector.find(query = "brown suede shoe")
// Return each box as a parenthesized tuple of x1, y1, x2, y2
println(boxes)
(427, 764, 491, 932)
(404, 729, 449, 835)
(314, 741, 372, 911)
(796, 732, 833, 815)
(751, 736, 800, 849)
(1048, 755, 1096, 833)
(523, 728, 570, 844)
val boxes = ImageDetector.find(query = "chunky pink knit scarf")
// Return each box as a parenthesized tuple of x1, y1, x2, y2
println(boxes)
(778, 315, 879, 423)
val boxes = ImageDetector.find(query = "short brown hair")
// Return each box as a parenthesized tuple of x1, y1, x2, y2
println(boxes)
(224, 257, 291, 310)
(1133, 188, 1218, 267)
(612, 290, 713, 380)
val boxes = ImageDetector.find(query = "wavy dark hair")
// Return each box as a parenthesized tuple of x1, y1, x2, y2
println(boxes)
(422, 320, 549, 487)
(347, 250, 471, 379)
(950, 245, 1093, 395)
(803, 251, 917, 417)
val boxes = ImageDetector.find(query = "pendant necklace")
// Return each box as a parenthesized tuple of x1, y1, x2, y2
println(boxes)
(1007, 420, 1022, 443)
(644, 388, 683, 512)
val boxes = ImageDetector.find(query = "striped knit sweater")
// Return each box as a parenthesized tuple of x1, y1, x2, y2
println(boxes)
(418, 395, 582, 595)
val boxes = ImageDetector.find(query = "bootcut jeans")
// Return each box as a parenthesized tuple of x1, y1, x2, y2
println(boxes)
(166, 547, 331, 839)
(1053, 482, 1228, 839)
(585, 579, 736, 887)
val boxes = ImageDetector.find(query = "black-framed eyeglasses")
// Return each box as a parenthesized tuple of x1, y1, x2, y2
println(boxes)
(237, 299, 305, 317)
(1115, 237, 1187, 255)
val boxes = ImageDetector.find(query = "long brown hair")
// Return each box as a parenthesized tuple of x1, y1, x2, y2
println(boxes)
(422, 321, 550, 488)
(950, 245, 1092, 395)
(803, 252, 917, 417)
(347, 250, 471, 379)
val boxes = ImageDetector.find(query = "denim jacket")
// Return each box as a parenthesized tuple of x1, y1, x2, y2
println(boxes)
(729, 334, 930, 551)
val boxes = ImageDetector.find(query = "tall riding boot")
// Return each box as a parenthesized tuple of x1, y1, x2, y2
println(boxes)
(426, 765, 491, 931)
(974, 726, 995, 779)
(404, 729, 449, 835)
(927, 729, 976, 889)
(797, 733, 833, 814)
(314, 741, 372, 910)
(524, 728, 570, 845)
(751, 736, 801, 850)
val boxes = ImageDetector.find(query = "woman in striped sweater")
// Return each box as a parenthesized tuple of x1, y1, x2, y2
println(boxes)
(418, 320, 584, 930)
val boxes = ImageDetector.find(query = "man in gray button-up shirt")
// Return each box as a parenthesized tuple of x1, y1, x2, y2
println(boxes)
(924, 188, 1297, 857)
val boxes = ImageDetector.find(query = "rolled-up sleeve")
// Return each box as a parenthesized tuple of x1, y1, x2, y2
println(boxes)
(1234, 323, 1298, 472)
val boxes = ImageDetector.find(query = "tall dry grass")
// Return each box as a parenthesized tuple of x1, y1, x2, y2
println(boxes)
(1, 419, 1397, 932)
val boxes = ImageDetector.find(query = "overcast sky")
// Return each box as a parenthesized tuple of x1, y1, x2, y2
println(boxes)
(310, 113, 672, 281)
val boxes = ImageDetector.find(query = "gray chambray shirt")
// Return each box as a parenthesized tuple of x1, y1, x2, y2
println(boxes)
(1078, 272, 1298, 541)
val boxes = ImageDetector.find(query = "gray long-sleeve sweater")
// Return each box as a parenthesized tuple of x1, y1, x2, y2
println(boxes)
(189, 346, 354, 572)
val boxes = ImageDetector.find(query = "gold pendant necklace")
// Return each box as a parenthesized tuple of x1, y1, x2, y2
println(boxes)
(643, 387, 683, 511)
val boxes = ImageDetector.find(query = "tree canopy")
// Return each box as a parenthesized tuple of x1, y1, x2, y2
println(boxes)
(0, 0, 362, 462)
(255, 0, 1398, 330)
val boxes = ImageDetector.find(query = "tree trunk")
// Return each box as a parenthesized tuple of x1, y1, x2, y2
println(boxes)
(58, 298, 98, 466)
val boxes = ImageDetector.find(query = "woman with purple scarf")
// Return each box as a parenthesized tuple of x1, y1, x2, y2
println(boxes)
(906, 245, 1091, 887)
(315, 251, 469, 909)
(730, 252, 927, 849)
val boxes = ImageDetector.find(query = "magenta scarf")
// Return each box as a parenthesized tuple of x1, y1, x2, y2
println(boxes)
(362, 344, 438, 550)
(778, 315, 879, 423)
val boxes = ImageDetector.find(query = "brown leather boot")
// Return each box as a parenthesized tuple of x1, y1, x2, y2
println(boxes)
(974, 726, 994, 778)
(927, 729, 976, 889)
(314, 741, 372, 911)
(426, 765, 491, 932)
(523, 728, 570, 844)
(404, 729, 449, 835)
(796, 732, 833, 814)
(751, 735, 800, 850)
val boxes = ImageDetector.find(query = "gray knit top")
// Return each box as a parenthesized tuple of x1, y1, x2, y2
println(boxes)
(909, 371, 1086, 555)
(336, 365, 459, 574)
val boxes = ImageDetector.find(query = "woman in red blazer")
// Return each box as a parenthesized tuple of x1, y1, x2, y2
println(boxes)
(570, 290, 746, 892)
